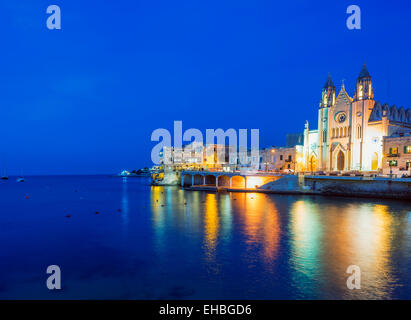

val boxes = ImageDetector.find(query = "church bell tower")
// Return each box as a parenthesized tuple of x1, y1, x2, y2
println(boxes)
(318, 74, 335, 170)
(353, 63, 373, 101)
(321, 74, 336, 108)
(351, 63, 375, 170)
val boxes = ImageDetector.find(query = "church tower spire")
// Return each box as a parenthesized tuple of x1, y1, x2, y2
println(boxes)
(353, 63, 374, 101)
(320, 73, 336, 108)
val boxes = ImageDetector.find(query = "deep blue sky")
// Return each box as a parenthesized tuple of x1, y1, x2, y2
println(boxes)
(1, 0, 410, 175)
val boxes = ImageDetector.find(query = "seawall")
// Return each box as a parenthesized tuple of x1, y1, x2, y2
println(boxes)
(185, 175, 411, 200)
(301, 176, 411, 200)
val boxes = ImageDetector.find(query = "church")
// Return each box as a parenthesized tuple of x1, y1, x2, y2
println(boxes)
(302, 64, 411, 172)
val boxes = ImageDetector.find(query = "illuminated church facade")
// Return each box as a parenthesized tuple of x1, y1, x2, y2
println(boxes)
(303, 64, 411, 172)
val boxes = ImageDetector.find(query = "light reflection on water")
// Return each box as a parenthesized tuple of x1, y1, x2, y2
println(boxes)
(204, 194, 219, 265)
(149, 186, 411, 299)
(121, 178, 129, 230)
(0, 176, 411, 299)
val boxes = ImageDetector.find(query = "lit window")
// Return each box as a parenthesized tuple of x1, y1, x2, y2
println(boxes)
(405, 146, 411, 154)
(391, 147, 398, 155)
(388, 160, 398, 167)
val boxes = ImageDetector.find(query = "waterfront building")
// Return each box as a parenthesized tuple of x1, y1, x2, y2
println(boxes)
(382, 133, 411, 176)
(260, 146, 303, 172)
(160, 142, 239, 172)
(302, 64, 411, 172)
(157, 65, 411, 177)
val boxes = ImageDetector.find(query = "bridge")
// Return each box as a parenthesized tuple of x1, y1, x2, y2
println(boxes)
(180, 170, 282, 189)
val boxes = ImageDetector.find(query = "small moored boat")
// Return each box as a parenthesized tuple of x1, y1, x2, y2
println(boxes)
(16, 169, 25, 182)
(1, 155, 8, 180)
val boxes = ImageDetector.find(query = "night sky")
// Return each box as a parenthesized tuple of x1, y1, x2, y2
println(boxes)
(1, 0, 410, 175)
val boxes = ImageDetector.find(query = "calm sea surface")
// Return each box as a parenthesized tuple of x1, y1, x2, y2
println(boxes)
(1, 175, 411, 299)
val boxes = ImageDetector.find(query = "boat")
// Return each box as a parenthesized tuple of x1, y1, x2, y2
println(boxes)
(16, 169, 24, 182)
(1, 154, 7, 180)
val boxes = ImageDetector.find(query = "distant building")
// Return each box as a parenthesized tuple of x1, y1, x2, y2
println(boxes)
(286, 133, 304, 147)
(382, 133, 411, 175)
(159, 142, 258, 172)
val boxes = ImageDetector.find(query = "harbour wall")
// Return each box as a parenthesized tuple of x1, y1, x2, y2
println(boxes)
(299, 176, 411, 200)
(184, 175, 411, 200)
(155, 169, 410, 200)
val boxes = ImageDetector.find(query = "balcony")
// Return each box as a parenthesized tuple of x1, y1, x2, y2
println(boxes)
(387, 153, 400, 158)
